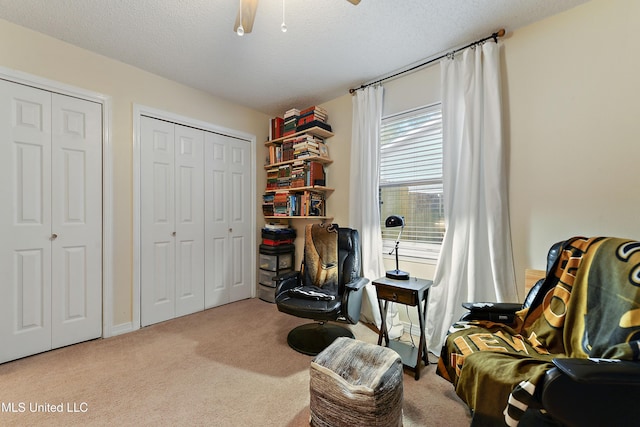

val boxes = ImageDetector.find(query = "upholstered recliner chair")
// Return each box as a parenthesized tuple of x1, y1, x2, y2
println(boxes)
(438, 236, 640, 427)
(275, 224, 368, 356)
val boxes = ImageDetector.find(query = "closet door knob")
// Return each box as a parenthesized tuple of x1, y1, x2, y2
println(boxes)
(171, 231, 176, 237)
(51, 233, 58, 240)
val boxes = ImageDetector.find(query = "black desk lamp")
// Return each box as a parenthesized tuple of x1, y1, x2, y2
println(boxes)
(385, 215, 410, 280)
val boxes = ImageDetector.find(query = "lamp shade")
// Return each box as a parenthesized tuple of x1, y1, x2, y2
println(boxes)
(385, 215, 404, 228)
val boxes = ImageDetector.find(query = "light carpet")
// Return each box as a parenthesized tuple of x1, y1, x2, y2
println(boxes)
(0, 298, 470, 426)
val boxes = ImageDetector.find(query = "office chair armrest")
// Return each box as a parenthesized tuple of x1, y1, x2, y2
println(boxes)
(342, 278, 368, 324)
(274, 271, 301, 297)
(539, 360, 640, 426)
(552, 357, 640, 384)
(344, 277, 369, 292)
(459, 302, 522, 323)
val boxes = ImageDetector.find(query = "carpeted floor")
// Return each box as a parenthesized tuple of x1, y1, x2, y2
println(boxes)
(0, 298, 470, 426)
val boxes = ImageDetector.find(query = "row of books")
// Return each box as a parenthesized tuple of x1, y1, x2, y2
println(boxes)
(269, 105, 331, 140)
(262, 191, 326, 217)
(266, 161, 326, 190)
(283, 108, 299, 137)
(266, 165, 290, 190)
(265, 134, 329, 165)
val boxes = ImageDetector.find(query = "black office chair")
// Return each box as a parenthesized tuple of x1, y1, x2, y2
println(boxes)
(274, 224, 368, 356)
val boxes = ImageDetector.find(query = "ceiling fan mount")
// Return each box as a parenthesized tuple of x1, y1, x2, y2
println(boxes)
(234, 0, 360, 35)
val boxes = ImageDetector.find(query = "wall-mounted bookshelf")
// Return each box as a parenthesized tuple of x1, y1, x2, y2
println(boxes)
(263, 110, 334, 221)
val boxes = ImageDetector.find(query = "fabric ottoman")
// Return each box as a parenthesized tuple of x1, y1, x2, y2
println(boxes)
(309, 337, 403, 427)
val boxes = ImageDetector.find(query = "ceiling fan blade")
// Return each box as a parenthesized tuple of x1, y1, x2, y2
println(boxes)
(234, 0, 259, 34)
(346, 0, 361, 4)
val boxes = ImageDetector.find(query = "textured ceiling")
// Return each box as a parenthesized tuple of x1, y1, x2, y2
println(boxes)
(0, 0, 589, 116)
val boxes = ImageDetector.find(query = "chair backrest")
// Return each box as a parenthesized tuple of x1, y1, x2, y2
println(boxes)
(301, 225, 361, 296)
(336, 227, 362, 288)
(523, 240, 565, 308)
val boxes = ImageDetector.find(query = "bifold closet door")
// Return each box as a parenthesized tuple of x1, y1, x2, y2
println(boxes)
(204, 132, 252, 308)
(140, 117, 204, 327)
(50, 93, 103, 348)
(0, 80, 102, 364)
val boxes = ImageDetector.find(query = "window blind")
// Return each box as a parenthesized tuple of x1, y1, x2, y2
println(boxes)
(379, 104, 444, 246)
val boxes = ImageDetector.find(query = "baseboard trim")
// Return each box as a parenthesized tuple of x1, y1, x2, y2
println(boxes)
(402, 321, 422, 337)
(110, 322, 135, 337)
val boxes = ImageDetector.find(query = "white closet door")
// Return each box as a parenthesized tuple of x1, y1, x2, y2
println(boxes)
(0, 81, 102, 364)
(140, 118, 205, 326)
(0, 81, 53, 363)
(174, 125, 204, 317)
(204, 133, 252, 307)
(141, 117, 176, 326)
(50, 94, 103, 348)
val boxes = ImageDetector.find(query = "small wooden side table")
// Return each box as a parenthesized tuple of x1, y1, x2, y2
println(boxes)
(373, 276, 433, 380)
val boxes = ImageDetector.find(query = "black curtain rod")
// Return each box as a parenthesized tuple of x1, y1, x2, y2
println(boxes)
(348, 28, 506, 94)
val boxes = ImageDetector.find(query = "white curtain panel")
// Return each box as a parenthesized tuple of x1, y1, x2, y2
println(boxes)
(349, 85, 403, 339)
(426, 42, 518, 351)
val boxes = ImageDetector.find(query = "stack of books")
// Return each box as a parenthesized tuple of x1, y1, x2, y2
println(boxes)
(283, 108, 300, 137)
(297, 105, 328, 127)
(262, 194, 274, 216)
(277, 164, 292, 188)
(266, 168, 279, 190)
(261, 224, 296, 245)
(287, 134, 325, 159)
(290, 160, 306, 188)
(296, 105, 332, 133)
(266, 136, 328, 166)
(272, 192, 290, 216)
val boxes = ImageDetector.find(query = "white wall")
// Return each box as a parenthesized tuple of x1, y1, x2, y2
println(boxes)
(504, 0, 640, 294)
(0, 19, 270, 329)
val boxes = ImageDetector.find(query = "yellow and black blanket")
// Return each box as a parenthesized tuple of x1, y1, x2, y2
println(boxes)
(436, 236, 640, 426)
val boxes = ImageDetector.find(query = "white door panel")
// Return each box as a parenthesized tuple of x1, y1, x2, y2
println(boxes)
(205, 133, 252, 308)
(51, 94, 102, 348)
(228, 140, 252, 301)
(174, 125, 204, 317)
(141, 117, 176, 326)
(0, 81, 53, 363)
(204, 134, 228, 308)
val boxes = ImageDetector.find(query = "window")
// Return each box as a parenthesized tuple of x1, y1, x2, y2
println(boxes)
(379, 103, 444, 260)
